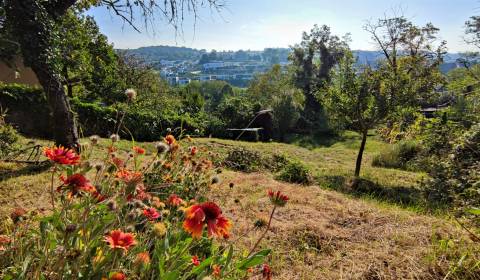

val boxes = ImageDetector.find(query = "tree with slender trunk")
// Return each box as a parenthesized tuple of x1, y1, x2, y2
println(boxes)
(324, 51, 387, 178)
(2, 0, 223, 148)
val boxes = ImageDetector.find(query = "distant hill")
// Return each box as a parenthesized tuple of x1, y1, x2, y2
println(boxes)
(120, 45, 463, 73)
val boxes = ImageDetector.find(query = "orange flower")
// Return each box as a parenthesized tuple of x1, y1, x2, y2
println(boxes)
(111, 157, 124, 169)
(116, 170, 143, 186)
(267, 190, 289, 207)
(164, 135, 176, 145)
(58, 174, 96, 198)
(109, 272, 126, 280)
(104, 230, 136, 252)
(143, 207, 160, 220)
(134, 251, 150, 266)
(164, 135, 179, 152)
(167, 194, 184, 207)
(132, 146, 145, 155)
(183, 202, 231, 239)
(44, 146, 80, 165)
(212, 264, 221, 277)
(192, 255, 200, 266)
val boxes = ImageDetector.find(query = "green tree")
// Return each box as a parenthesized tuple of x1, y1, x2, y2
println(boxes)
(248, 64, 304, 141)
(289, 24, 348, 129)
(364, 16, 446, 110)
(56, 12, 122, 100)
(325, 51, 387, 177)
(2, 0, 221, 148)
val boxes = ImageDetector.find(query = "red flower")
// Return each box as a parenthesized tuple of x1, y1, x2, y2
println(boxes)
(192, 255, 200, 266)
(267, 190, 289, 207)
(58, 174, 96, 198)
(183, 202, 232, 239)
(143, 207, 160, 220)
(189, 146, 198, 156)
(132, 146, 145, 155)
(109, 272, 126, 280)
(104, 230, 136, 252)
(212, 264, 221, 277)
(44, 146, 80, 165)
(262, 263, 272, 280)
(167, 194, 184, 206)
(116, 170, 143, 186)
(111, 157, 125, 169)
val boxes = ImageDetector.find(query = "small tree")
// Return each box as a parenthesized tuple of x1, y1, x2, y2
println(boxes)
(325, 51, 387, 177)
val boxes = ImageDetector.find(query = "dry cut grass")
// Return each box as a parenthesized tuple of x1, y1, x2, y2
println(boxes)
(209, 171, 465, 280)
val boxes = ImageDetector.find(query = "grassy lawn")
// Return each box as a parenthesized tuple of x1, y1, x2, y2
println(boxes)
(196, 131, 427, 211)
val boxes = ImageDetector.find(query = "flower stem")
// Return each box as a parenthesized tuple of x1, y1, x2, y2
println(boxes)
(50, 166, 57, 210)
(247, 205, 276, 257)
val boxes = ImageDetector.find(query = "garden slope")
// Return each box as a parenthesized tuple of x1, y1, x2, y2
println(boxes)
(210, 171, 461, 279)
(0, 137, 465, 279)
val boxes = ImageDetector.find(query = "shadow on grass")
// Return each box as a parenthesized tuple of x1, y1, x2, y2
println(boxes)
(317, 175, 424, 208)
(285, 131, 377, 150)
(0, 161, 51, 182)
(285, 132, 354, 149)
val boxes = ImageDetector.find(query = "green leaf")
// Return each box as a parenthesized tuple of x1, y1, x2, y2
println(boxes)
(467, 208, 480, 215)
(164, 270, 180, 280)
(236, 249, 271, 270)
(224, 245, 233, 267)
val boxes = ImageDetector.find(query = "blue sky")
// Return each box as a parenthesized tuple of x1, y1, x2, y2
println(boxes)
(87, 0, 479, 52)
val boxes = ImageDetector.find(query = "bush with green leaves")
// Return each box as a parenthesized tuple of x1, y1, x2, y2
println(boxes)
(276, 160, 312, 185)
(422, 123, 480, 211)
(0, 111, 19, 158)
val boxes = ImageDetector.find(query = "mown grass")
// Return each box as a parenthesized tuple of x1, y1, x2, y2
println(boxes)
(196, 131, 429, 212)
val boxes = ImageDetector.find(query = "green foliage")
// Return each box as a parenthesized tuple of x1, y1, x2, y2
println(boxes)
(289, 24, 348, 128)
(422, 123, 480, 211)
(0, 109, 19, 157)
(248, 64, 304, 141)
(276, 160, 312, 185)
(0, 83, 206, 141)
(325, 51, 386, 134)
(0, 83, 52, 138)
(372, 140, 420, 170)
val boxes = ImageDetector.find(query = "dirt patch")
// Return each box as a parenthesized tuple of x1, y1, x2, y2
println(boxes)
(209, 171, 463, 280)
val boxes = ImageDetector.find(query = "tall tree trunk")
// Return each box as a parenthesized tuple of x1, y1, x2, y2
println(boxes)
(5, 0, 79, 148)
(32, 63, 79, 147)
(354, 130, 368, 177)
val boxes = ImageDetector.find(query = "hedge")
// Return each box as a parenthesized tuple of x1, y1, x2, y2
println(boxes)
(0, 83, 206, 141)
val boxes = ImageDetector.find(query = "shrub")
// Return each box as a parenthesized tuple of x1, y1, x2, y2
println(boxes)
(0, 84, 207, 141)
(276, 160, 312, 185)
(224, 148, 263, 172)
(372, 140, 420, 170)
(422, 123, 480, 212)
(0, 135, 284, 279)
(0, 110, 19, 158)
(0, 83, 52, 138)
